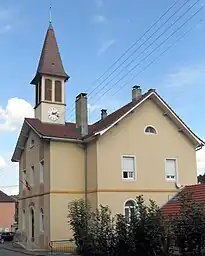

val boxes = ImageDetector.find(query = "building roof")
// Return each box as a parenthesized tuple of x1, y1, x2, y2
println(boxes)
(0, 191, 15, 203)
(24, 89, 151, 140)
(11, 88, 204, 162)
(30, 23, 69, 84)
(161, 184, 205, 217)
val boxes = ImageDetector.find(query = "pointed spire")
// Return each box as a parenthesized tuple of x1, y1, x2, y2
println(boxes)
(30, 22, 69, 85)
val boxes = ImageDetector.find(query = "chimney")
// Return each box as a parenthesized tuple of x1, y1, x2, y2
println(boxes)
(101, 109, 107, 120)
(132, 85, 142, 101)
(75, 93, 88, 137)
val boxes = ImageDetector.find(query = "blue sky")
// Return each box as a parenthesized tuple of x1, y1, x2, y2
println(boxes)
(0, 0, 205, 194)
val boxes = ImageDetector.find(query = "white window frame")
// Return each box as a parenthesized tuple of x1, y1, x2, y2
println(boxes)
(124, 199, 136, 221)
(40, 160, 44, 184)
(30, 166, 34, 187)
(40, 208, 44, 232)
(121, 155, 136, 180)
(22, 170, 27, 190)
(144, 125, 158, 135)
(165, 158, 178, 182)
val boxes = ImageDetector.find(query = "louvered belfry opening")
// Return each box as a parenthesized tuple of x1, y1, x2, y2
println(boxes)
(45, 79, 52, 101)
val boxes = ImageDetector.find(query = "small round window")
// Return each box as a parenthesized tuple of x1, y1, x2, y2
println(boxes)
(144, 126, 157, 134)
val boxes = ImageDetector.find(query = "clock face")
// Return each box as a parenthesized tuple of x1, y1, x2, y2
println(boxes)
(48, 107, 60, 121)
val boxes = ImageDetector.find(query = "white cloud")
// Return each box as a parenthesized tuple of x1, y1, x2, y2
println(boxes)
(98, 39, 115, 55)
(0, 7, 13, 34)
(88, 103, 100, 113)
(92, 15, 107, 23)
(165, 65, 205, 89)
(0, 153, 18, 195)
(0, 97, 34, 132)
(0, 24, 12, 34)
(0, 8, 12, 21)
(95, 0, 104, 8)
(197, 146, 205, 175)
(0, 156, 7, 170)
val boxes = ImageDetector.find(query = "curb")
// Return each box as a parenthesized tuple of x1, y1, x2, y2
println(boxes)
(0, 245, 46, 255)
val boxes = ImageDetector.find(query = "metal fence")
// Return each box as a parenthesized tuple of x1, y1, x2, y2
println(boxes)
(49, 239, 77, 254)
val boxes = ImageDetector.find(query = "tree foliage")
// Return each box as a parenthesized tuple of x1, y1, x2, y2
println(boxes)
(68, 194, 205, 256)
(197, 173, 205, 184)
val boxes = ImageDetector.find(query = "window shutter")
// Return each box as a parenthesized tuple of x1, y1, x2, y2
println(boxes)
(123, 157, 134, 171)
(55, 81, 62, 102)
(165, 159, 176, 176)
(45, 79, 52, 101)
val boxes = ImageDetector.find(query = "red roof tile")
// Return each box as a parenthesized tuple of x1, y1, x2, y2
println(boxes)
(26, 89, 152, 140)
(161, 184, 205, 217)
(0, 191, 15, 203)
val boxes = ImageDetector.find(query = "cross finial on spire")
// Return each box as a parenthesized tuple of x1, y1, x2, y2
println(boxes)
(49, 4, 52, 24)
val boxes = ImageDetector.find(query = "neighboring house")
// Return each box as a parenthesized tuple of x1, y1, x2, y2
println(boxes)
(162, 184, 205, 216)
(11, 21, 204, 249)
(10, 195, 19, 231)
(0, 191, 16, 232)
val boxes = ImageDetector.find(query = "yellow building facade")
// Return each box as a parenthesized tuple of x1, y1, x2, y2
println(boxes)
(12, 22, 204, 249)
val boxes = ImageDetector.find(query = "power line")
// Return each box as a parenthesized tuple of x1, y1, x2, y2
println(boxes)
(88, 4, 204, 113)
(50, 0, 188, 123)
(2, 17, 203, 192)
(65, 0, 180, 118)
(67, 0, 200, 122)
(3, 13, 203, 191)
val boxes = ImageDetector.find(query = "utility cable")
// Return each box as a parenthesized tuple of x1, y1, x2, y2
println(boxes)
(84, 3, 204, 118)
(65, 0, 180, 118)
(67, 0, 200, 122)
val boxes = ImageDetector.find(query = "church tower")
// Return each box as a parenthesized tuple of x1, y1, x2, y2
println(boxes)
(30, 22, 69, 125)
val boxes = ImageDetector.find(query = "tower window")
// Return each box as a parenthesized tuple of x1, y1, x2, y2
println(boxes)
(35, 79, 42, 106)
(39, 79, 42, 102)
(55, 80, 62, 102)
(45, 79, 52, 101)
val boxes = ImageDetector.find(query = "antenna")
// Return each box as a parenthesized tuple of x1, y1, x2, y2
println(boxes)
(49, 4, 52, 24)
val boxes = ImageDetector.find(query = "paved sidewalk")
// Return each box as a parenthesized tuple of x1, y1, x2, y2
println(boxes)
(0, 243, 75, 256)
(0, 243, 49, 256)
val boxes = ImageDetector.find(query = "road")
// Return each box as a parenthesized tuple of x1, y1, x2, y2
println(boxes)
(0, 248, 28, 255)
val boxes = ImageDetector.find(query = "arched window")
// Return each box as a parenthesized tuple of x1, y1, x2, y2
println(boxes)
(22, 209, 25, 230)
(124, 200, 135, 221)
(30, 207, 35, 241)
(144, 125, 157, 134)
(40, 208, 44, 232)
(45, 79, 52, 101)
(55, 80, 62, 102)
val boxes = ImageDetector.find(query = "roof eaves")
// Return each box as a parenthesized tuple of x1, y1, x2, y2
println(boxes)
(25, 120, 81, 143)
(94, 90, 204, 148)
(11, 121, 30, 162)
(94, 91, 154, 136)
(42, 135, 82, 143)
(153, 92, 205, 147)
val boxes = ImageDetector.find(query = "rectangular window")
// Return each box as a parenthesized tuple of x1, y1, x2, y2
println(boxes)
(22, 170, 27, 190)
(122, 156, 135, 180)
(40, 161, 44, 183)
(165, 159, 177, 181)
(30, 166, 34, 186)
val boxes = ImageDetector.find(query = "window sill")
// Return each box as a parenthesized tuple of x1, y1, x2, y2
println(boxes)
(122, 178, 136, 181)
(165, 179, 176, 182)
